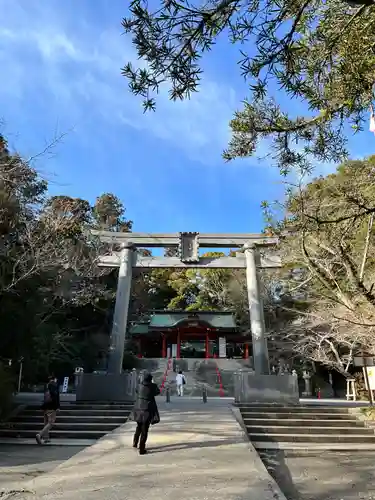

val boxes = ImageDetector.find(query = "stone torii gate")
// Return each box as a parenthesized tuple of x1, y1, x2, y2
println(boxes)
(92, 231, 281, 376)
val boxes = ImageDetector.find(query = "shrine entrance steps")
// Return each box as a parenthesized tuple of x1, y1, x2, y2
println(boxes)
(0, 402, 133, 445)
(10, 400, 286, 500)
(237, 403, 375, 451)
(149, 358, 253, 397)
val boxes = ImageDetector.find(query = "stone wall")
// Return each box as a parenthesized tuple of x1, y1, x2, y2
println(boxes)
(234, 372, 299, 404)
(76, 372, 138, 402)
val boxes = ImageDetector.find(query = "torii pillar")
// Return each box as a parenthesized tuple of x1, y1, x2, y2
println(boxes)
(244, 243, 270, 375)
(107, 244, 134, 374)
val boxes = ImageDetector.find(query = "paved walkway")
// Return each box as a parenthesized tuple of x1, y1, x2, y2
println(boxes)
(9, 400, 285, 500)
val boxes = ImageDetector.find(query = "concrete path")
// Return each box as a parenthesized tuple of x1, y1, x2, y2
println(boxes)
(9, 400, 286, 500)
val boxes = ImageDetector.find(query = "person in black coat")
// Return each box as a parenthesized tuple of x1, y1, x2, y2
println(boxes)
(36, 374, 60, 445)
(132, 373, 160, 455)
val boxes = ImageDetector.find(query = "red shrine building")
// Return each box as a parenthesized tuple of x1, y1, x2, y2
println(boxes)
(129, 311, 251, 359)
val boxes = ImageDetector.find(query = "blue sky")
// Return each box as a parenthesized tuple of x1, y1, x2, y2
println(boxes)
(0, 0, 373, 235)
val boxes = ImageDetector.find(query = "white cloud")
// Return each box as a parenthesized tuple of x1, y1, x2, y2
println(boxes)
(0, 0, 238, 164)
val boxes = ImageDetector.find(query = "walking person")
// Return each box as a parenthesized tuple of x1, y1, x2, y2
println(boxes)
(132, 373, 160, 455)
(36, 374, 60, 445)
(176, 370, 186, 396)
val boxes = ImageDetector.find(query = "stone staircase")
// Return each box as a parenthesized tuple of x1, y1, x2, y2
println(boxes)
(166, 359, 223, 397)
(0, 402, 133, 445)
(139, 358, 169, 386)
(238, 403, 375, 451)
(159, 358, 253, 397)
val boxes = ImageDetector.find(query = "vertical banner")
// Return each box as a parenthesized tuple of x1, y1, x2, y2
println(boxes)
(218, 337, 226, 358)
(62, 376, 69, 393)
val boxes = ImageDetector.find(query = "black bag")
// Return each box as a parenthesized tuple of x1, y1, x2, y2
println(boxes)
(151, 406, 160, 425)
(44, 384, 52, 404)
(151, 412, 160, 425)
(41, 385, 52, 410)
(182, 376, 186, 385)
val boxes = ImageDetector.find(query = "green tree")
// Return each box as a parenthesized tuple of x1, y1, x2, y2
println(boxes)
(0, 134, 140, 382)
(121, 0, 375, 174)
(93, 193, 133, 232)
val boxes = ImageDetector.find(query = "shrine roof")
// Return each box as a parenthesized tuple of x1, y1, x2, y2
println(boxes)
(129, 323, 149, 335)
(129, 311, 237, 334)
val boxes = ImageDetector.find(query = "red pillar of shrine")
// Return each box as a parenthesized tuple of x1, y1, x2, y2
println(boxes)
(205, 332, 209, 358)
(162, 335, 167, 358)
(177, 330, 181, 358)
(244, 342, 249, 359)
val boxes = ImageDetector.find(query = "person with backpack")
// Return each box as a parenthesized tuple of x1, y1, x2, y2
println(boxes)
(36, 374, 60, 445)
(176, 370, 186, 396)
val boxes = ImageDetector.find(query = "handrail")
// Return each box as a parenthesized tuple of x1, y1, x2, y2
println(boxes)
(215, 363, 225, 397)
(160, 358, 172, 393)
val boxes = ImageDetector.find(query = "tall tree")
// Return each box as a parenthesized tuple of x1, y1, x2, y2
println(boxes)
(264, 156, 375, 372)
(0, 134, 139, 381)
(121, 0, 375, 174)
(93, 193, 133, 232)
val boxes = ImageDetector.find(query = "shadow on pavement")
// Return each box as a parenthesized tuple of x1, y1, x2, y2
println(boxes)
(0, 444, 87, 468)
(0, 444, 87, 493)
(149, 437, 241, 453)
(259, 450, 301, 500)
(260, 449, 375, 500)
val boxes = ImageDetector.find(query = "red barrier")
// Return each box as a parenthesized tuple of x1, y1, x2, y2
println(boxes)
(160, 358, 172, 392)
(215, 364, 225, 397)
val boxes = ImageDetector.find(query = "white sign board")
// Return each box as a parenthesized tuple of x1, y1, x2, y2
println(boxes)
(172, 344, 177, 358)
(365, 367, 375, 391)
(62, 377, 69, 393)
(219, 337, 226, 358)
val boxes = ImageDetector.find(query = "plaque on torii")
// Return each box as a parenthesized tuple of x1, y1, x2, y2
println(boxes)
(179, 232, 199, 263)
(91, 230, 281, 375)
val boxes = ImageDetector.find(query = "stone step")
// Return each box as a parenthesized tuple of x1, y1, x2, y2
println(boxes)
(68, 401, 134, 405)
(236, 402, 350, 407)
(242, 418, 363, 427)
(239, 411, 356, 420)
(0, 429, 109, 439)
(248, 432, 375, 443)
(245, 425, 373, 435)
(0, 438, 97, 446)
(1, 422, 123, 431)
(254, 442, 375, 451)
(25, 404, 134, 411)
(12, 415, 128, 424)
(238, 405, 351, 413)
(22, 409, 132, 417)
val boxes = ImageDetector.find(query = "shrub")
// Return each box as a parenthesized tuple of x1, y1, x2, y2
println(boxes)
(361, 407, 375, 420)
